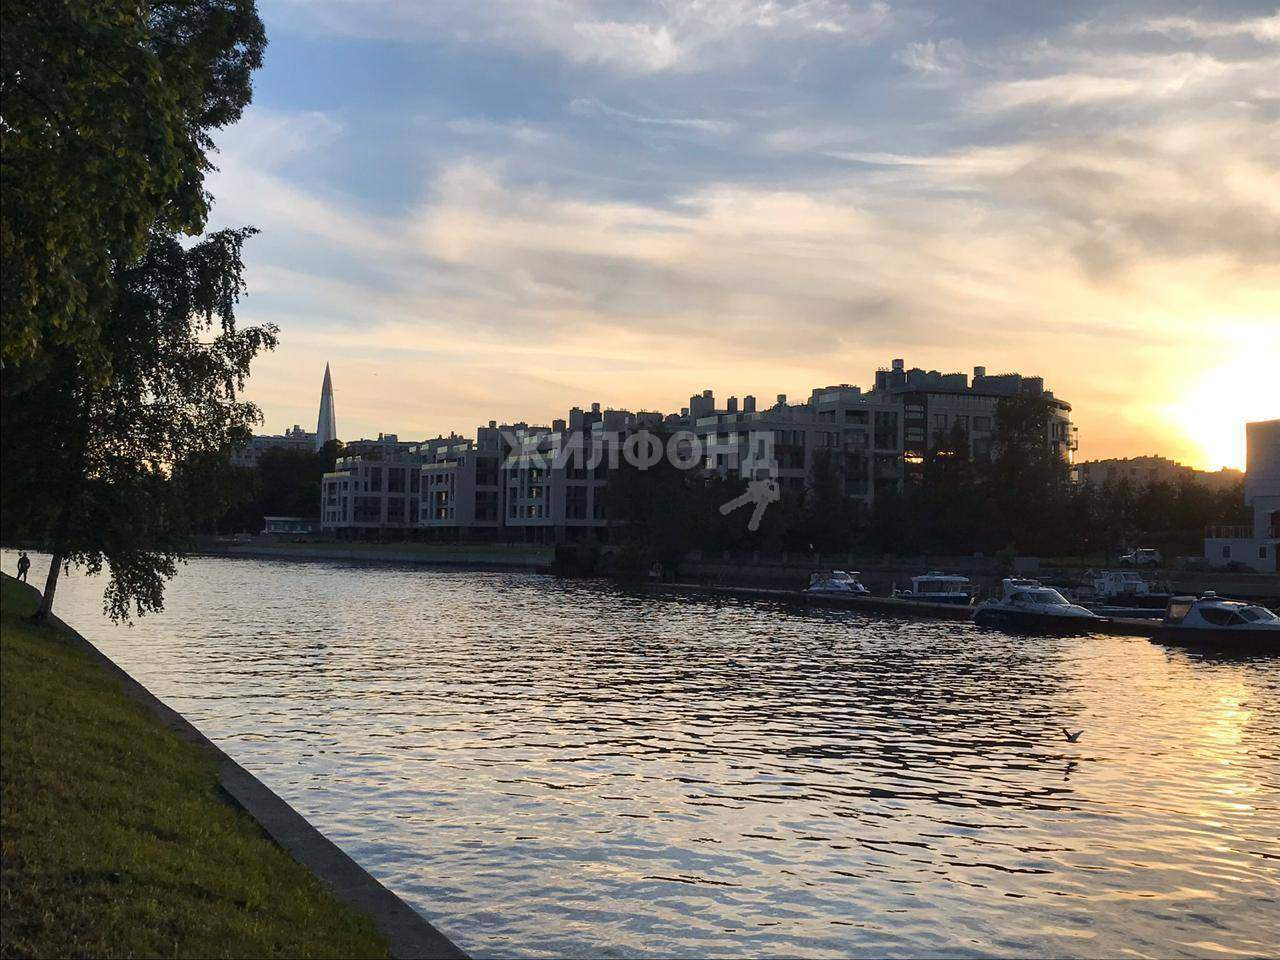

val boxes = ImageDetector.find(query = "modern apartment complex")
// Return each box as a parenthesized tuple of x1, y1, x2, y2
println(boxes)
(318, 357, 1073, 543)
(870, 359, 1076, 467)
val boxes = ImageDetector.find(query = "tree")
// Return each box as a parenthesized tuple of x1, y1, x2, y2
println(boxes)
(0, 229, 277, 622)
(211, 440, 342, 534)
(796, 451, 856, 553)
(916, 422, 996, 555)
(603, 430, 705, 565)
(1, 0, 265, 372)
(983, 395, 1071, 553)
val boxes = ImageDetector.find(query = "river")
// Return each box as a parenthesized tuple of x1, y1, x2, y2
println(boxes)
(4, 551, 1278, 958)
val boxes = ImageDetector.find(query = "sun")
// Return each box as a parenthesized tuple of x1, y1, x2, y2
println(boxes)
(1167, 356, 1280, 470)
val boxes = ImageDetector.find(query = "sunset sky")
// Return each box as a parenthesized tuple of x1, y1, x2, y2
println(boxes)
(207, 1, 1280, 470)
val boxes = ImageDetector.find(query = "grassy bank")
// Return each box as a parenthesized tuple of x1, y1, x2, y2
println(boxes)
(0, 575, 388, 958)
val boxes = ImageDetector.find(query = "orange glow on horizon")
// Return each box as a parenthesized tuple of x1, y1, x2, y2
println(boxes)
(1164, 354, 1280, 471)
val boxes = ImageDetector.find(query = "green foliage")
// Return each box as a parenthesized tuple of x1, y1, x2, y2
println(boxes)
(793, 451, 858, 552)
(0, 229, 278, 620)
(214, 441, 343, 533)
(1, 0, 270, 621)
(1, 0, 266, 371)
(0, 575, 389, 958)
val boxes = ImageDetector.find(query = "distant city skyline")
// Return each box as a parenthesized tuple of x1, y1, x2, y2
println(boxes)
(214, 2, 1279, 471)
(258, 357, 1260, 474)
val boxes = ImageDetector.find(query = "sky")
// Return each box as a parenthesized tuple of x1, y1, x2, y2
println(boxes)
(206, 0, 1280, 470)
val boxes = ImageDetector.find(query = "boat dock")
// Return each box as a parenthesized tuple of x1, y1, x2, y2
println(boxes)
(643, 581, 1169, 637)
(647, 582, 980, 622)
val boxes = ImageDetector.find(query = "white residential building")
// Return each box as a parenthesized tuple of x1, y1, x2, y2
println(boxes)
(1204, 419, 1279, 572)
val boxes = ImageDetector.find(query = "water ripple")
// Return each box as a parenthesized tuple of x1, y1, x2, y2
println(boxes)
(7, 551, 1278, 959)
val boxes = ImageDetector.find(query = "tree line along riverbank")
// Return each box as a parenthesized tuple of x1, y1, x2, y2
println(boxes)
(0, 574, 389, 958)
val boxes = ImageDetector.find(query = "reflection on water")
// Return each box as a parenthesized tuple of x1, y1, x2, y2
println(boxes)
(5, 552, 1278, 958)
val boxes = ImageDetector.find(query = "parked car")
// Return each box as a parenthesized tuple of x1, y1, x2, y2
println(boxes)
(1119, 548, 1162, 567)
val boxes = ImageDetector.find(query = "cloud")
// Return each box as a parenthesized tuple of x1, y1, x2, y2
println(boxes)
(1113, 12, 1280, 44)
(894, 38, 969, 78)
(223, 6, 1280, 464)
(568, 97, 735, 134)
(970, 51, 1270, 113)
(270, 0, 894, 73)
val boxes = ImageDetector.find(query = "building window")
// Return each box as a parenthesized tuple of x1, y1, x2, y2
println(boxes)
(1222, 545, 1231, 558)
(1261, 546, 1269, 560)
(874, 411, 899, 450)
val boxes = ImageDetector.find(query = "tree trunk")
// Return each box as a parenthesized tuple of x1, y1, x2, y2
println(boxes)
(30, 552, 63, 625)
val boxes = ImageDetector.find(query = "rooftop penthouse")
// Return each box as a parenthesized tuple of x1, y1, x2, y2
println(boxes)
(872, 358, 1065, 406)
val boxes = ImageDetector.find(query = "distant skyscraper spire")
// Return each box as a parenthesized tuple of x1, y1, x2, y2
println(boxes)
(315, 363, 337, 450)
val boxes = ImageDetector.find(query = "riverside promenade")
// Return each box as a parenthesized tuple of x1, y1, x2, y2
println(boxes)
(0, 574, 466, 959)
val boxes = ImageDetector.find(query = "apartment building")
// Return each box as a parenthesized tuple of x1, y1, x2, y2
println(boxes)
(231, 424, 317, 468)
(685, 386, 903, 520)
(420, 425, 505, 537)
(321, 434, 465, 534)
(872, 359, 1076, 468)
(502, 407, 654, 543)
(318, 357, 1073, 542)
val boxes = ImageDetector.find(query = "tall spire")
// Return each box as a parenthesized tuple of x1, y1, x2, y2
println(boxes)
(315, 363, 337, 450)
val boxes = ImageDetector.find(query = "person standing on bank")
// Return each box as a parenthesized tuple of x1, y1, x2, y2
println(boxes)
(16, 552, 31, 582)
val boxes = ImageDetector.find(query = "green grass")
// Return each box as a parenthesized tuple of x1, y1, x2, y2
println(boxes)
(0, 575, 389, 959)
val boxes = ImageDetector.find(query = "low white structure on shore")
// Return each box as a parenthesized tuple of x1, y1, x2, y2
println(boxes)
(1204, 419, 1279, 573)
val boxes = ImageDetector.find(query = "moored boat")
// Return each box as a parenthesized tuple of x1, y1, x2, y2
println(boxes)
(974, 578, 1104, 634)
(1077, 570, 1171, 610)
(1151, 592, 1280, 651)
(806, 570, 870, 594)
(893, 572, 973, 605)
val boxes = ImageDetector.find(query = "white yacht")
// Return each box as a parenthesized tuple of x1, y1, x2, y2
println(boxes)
(894, 572, 973, 605)
(806, 570, 870, 594)
(1078, 570, 1171, 610)
(975, 578, 1103, 633)
(1154, 593, 1280, 650)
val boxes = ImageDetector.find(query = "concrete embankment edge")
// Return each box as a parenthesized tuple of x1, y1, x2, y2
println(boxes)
(35, 592, 468, 960)
(212, 544, 549, 572)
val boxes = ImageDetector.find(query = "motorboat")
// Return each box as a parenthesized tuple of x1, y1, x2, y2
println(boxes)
(1152, 592, 1280, 650)
(974, 578, 1104, 634)
(1078, 570, 1171, 610)
(806, 570, 869, 594)
(893, 572, 973, 605)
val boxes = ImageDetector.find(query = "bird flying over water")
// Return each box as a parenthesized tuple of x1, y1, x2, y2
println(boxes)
(1062, 728, 1083, 743)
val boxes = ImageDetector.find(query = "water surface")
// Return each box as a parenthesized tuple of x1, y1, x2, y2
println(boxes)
(5, 552, 1278, 958)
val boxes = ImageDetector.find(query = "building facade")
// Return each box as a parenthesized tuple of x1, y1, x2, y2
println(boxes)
(871, 359, 1076, 469)
(318, 357, 1074, 543)
(1204, 419, 1279, 572)
(231, 424, 317, 468)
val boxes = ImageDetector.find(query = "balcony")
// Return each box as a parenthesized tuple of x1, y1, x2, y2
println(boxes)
(1205, 524, 1276, 539)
